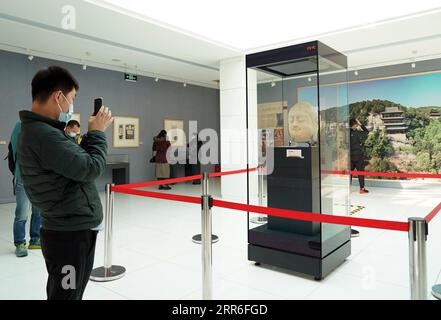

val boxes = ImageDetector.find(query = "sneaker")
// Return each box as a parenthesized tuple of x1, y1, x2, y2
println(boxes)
(159, 185, 165, 190)
(164, 185, 172, 190)
(351, 229, 360, 238)
(28, 239, 41, 250)
(15, 244, 28, 257)
(359, 188, 369, 194)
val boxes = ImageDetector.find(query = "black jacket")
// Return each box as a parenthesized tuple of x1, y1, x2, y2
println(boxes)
(350, 124, 369, 161)
(17, 111, 107, 231)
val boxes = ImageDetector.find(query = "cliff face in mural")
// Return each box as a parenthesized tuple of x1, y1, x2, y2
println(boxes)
(350, 99, 441, 175)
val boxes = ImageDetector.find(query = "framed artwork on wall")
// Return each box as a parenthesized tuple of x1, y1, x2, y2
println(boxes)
(164, 119, 185, 147)
(113, 116, 140, 148)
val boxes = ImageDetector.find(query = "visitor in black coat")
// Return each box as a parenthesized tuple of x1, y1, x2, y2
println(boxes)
(350, 118, 369, 194)
(349, 118, 369, 238)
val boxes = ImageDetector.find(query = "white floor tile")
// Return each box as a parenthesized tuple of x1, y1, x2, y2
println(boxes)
(99, 261, 202, 300)
(306, 273, 409, 300)
(182, 278, 285, 300)
(0, 180, 440, 300)
(223, 264, 322, 299)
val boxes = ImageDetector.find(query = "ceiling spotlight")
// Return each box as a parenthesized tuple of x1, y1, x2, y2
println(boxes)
(308, 77, 312, 82)
(155, 77, 159, 82)
(183, 83, 187, 87)
(354, 70, 359, 76)
(271, 81, 276, 87)
(82, 65, 87, 70)
(411, 62, 416, 69)
(28, 55, 34, 61)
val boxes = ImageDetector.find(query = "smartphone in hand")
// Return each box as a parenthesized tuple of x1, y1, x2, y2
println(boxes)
(93, 97, 103, 116)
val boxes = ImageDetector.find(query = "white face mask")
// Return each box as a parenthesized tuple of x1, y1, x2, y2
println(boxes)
(68, 132, 77, 138)
(57, 93, 74, 122)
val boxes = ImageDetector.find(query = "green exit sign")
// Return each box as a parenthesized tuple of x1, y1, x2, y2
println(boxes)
(124, 73, 138, 82)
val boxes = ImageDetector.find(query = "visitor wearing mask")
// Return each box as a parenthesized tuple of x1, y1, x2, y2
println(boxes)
(65, 120, 81, 144)
(17, 66, 113, 300)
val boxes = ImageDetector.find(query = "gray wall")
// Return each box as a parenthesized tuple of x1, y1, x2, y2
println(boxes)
(0, 50, 220, 203)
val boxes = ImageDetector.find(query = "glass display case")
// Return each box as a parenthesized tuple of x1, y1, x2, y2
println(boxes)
(246, 41, 350, 280)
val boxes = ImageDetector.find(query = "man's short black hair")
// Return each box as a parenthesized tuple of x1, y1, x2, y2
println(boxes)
(66, 120, 80, 128)
(31, 66, 79, 102)
(349, 118, 358, 127)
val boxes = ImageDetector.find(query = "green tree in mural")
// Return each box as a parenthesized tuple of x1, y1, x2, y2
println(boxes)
(369, 158, 398, 177)
(364, 129, 394, 159)
(405, 107, 431, 140)
(362, 128, 397, 176)
(411, 119, 441, 173)
(349, 99, 404, 125)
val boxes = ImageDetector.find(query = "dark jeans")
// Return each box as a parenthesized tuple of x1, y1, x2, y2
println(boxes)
(350, 158, 365, 189)
(40, 228, 98, 300)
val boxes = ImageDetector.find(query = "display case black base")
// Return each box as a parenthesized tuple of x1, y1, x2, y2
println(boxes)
(248, 240, 351, 279)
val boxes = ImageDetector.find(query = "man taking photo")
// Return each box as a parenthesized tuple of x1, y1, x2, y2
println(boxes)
(17, 66, 113, 300)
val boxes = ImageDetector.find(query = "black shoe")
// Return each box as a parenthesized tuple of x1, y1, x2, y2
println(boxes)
(351, 229, 360, 238)
(192, 181, 201, 185)
(164, 185, 172, 190)
(159, 185, 165, 190)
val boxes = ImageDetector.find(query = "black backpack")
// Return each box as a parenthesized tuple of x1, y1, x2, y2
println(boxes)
(4, 142, 16, 175)
(4, 142, 16, 193)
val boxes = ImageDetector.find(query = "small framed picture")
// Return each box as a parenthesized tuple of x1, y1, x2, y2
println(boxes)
(113, 116, 140, 148)
(164, 119, 185, 147)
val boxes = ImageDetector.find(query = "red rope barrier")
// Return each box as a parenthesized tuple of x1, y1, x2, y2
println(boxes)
(212, 199, 409, 232)
(113, 167, 256, 190)
(109, 166, 441, 232)
(209, 167, 257, 178)
(112, 186, 201, 205)
(323, 170, 441, 179)
(114, 174, 203, 189)
(425, 201, 441, 223)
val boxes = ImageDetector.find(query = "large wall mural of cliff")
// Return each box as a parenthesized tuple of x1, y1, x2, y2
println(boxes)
(300, 71, 441, 175)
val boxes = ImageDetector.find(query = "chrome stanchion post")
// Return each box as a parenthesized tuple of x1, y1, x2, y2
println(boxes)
(201, 172, 213, 300)
(192, 172, 219, 244)
(408, 217, 428, 300)
(258, 165, 263, 206)
(90, 183, 126, 282)
(251, 165, 267, 224)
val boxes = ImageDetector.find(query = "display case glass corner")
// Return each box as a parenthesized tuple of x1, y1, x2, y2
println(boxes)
(246, 41, 350, 278)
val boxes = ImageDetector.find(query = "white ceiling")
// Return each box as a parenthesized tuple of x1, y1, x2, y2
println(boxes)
(91, 0, 441, 50)
(0, 0, 440, 88)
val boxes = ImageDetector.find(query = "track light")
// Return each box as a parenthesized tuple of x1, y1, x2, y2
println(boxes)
(411, 62, 416, 69)
(155, 77, 159, 82)
(82, 65, 87, 70)
(183, 83, 187, 87)
(28, 55, 34, 61)
(354, 70, 359, 76)
(308, 77, 312, 82)
(271, 81, 276, 87)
